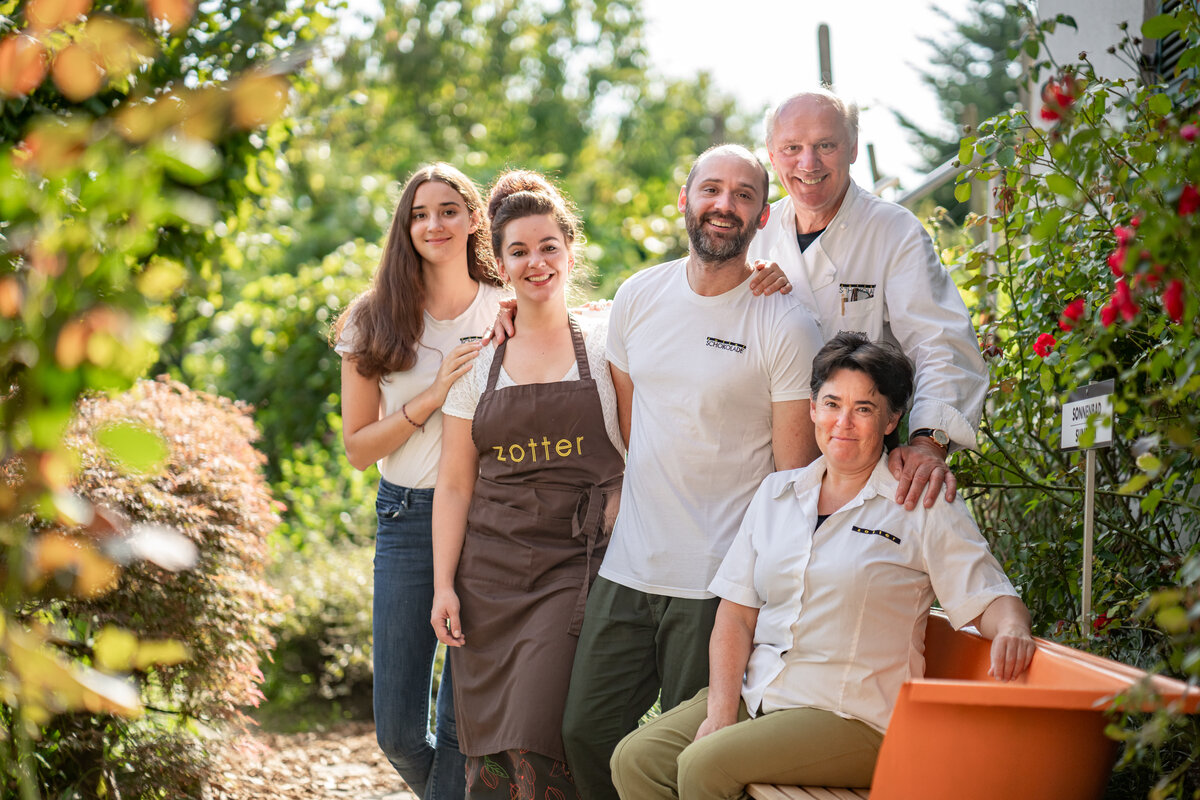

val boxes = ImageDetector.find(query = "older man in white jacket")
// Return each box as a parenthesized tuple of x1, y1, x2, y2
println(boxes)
(747, 89, 988, 510)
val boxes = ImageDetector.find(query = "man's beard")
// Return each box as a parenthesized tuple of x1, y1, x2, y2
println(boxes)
(685, 205, 756, 262)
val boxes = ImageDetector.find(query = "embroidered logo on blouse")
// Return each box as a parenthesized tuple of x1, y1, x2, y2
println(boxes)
(852, 525, 901, 545)
(705, 336, 747, 353)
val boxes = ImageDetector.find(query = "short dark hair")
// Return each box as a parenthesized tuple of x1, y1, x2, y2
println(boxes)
(810, 332, 914, 450)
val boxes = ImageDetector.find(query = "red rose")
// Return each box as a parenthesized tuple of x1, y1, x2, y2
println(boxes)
(1033, 333, 1057, 358)
(1113, 225, 1135, 245)
(1164, 279, 1184, 324)
(1093, 614, 1113, 632)
(1059, 297, 1086, 331)
(1114, 278, 1139, 321)
(1182, 124, 1198, 142)
(1107, 246, 1127, 277)
(1100, 298, 1118, 327)
(1180, 184, 1200, 216)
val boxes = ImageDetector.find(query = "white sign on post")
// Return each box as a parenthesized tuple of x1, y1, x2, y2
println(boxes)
(1061, 379, 1115, 450)
(1060, 379, 1114, 636)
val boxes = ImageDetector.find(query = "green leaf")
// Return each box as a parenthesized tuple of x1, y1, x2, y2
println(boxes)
(95, 422, 169, 475)
(1044, 173, 1076, 196)
(1155, 605, 1188, 634)
(954, 181, 972, 203)
(958, 136, 977, 165)
(1136, 453, 1163, 474)
(1120, 474, 1150, 494)
(1148, 93, 1172, 117)
(1142, 13, 1184, 39)
(1140, 489, 1164, 514)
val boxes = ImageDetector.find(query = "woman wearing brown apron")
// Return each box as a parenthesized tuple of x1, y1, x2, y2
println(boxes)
(433, 170, 624, 800)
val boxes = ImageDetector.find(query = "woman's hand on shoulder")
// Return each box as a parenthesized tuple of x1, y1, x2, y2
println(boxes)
(431, 587, 466, 647)
(481, 298, 518, 346)
(432, 341, 482, 402)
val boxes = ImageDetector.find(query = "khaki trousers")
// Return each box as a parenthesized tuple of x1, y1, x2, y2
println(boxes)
(610, 689, 883, 800)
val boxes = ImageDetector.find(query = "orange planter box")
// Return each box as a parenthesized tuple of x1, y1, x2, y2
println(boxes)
(750, 611, 1199, 800)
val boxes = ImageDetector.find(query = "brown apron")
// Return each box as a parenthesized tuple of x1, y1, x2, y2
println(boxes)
(450, 316, 624, 762)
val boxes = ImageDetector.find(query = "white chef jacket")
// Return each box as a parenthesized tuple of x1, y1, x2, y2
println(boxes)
(708, 453, 1018, 733)
(747, 181, 987, 450)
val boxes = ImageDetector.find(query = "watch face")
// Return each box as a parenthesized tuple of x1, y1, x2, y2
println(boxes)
(932, 430, 949, 446)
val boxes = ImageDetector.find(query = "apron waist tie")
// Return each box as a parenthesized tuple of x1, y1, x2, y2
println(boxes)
(569, 484, 606, 636)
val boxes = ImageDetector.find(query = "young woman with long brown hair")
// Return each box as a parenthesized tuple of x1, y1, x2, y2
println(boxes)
(334, 162, 506, 800)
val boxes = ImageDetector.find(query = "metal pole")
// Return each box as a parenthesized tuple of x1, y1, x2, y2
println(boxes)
(1082, 448, 1096, 635)
(818, 24, 832, 86)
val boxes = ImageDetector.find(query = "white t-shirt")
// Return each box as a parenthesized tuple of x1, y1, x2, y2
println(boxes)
(601, 258, 825, 599)
(443, 316, 624, 457)
(336, 282, 506, 488)
(747, 182, 988, 451)
(709, 453, 1018, 732)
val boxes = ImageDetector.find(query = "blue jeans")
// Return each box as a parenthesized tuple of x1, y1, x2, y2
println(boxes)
(373, 479, 466, 800)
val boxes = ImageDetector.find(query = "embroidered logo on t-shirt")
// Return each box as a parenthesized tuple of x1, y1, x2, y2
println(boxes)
(705, 336, 747, 353)
(459, 335, 483, 343)
(852, 525, 901, 545)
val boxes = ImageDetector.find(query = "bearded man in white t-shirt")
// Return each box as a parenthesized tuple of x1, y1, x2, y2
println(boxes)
(561, 144, 824, 800)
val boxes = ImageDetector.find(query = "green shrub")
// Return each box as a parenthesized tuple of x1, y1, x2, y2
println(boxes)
(261, 534, 376, 725)
(8, 378, 282, 798)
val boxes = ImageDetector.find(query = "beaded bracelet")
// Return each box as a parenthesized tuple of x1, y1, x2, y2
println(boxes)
(401, 403, 425, 432)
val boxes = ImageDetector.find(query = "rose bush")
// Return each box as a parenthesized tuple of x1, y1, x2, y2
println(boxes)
(950, 4, 1200, 795)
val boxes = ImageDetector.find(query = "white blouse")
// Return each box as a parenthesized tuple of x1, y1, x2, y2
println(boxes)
(709, 453, 1018, 733)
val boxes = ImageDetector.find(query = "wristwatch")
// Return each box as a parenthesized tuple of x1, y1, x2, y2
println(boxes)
(909, 428, 950, 450)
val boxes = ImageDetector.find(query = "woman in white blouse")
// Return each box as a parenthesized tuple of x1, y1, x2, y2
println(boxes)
(610, 331, 1035, 799)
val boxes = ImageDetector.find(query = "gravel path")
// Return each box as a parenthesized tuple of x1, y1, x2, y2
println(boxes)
(206, 721, 418, 800)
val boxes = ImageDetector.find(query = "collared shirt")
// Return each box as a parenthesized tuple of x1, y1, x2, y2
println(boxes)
(708, 454, 1018, 733)
(747, 181, 987, 450)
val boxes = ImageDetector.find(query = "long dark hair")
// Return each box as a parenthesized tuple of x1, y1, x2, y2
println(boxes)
(333, 163, 501, 378)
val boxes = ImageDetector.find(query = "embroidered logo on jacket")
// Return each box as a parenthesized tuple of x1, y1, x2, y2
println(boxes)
(705, 336, 747, 353)
(852, 525, 901, 545)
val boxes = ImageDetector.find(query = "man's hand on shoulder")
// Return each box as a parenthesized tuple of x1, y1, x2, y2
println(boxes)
(889, 437, 956, 510)
(748, 260, 792, 296)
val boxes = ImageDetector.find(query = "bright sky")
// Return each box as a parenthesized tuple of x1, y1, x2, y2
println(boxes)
(639, 0, 969, 190)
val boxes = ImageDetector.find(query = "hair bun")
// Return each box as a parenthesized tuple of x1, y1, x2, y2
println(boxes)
(487, 170, 560, 222)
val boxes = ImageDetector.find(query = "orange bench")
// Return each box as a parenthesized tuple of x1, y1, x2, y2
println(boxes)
(748, 611, 1199, 800)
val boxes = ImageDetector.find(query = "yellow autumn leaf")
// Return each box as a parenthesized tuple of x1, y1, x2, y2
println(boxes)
(231, 74, 290, 129)
(134, 639, 190, 670)
(0, 34, 49, 98)
(93, 625, 138, 672)
(0, 276, 22, 318)
(7, 626, 142, 718)
(26, 0, 92, 32)
(146, 0, 195, 33)
(52, 42, 104, 102)
(80, 16, 154, 79)
(29, 530, 120, 597)
(135, 257, 186, 299)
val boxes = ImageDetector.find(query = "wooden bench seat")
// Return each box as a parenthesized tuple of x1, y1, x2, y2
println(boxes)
(747, 611, 1198, 800)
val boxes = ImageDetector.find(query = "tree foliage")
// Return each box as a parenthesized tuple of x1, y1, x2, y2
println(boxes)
(0, 0, 328, 795)
(893, 0, 1022, 215)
